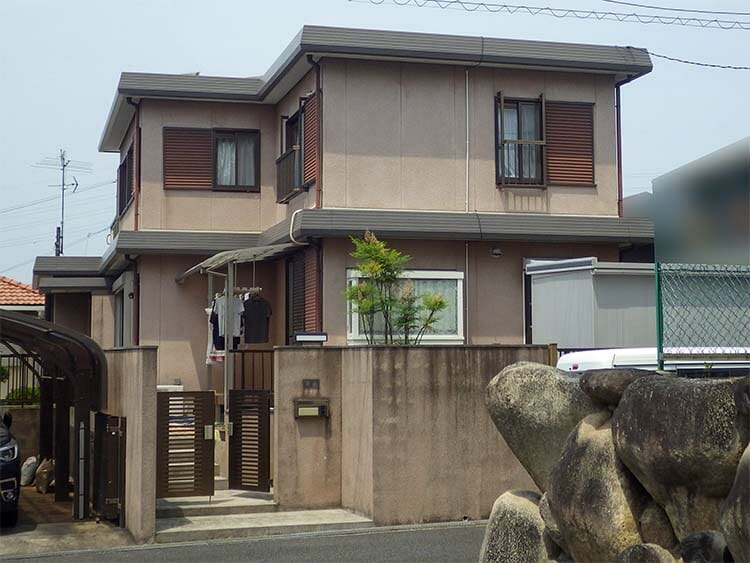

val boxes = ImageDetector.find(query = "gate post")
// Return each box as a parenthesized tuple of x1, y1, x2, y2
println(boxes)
(39, 377, 54, 459)
(54, 372, 71, 502)
(72, 371, 91, 519)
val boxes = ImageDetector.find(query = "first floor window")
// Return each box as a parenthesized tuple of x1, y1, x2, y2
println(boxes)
(346, 269, 464, 344)
(215, 130, 260, 190)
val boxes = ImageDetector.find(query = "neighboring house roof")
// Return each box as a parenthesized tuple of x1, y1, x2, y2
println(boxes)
(100, 25, 653, 151)
(0, 276, 45, 306)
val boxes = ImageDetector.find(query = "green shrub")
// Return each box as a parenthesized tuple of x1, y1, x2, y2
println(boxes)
(6, 386, 40, 403)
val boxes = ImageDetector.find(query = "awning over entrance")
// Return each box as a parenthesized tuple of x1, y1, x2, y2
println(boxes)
(175, 242, 303, 283)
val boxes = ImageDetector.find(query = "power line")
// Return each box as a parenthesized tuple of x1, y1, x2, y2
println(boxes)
(0, 226, 109, 275)
(600, 0, 750, 17)
(0, 179, 115, 215)
(648, 51, 750, 70)
(351, 0, 750, 29)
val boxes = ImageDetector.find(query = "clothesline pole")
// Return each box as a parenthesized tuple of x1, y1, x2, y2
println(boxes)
(223, 261, 235, 437)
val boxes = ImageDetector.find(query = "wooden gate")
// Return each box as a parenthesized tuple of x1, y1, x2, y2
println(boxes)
(228, 390, 271, 492)
(156, 392, 214, 498)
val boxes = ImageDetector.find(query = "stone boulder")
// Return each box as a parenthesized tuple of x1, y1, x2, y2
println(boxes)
(486, 362, 599, 492)
(720, 442, 750, 562)
(547, 411, 649, 563)
(679, 531, 730, 563)
(539, 493, 568, 555)
(640, 501, 679, 553)
(579, 368, 653, 407)
(479, 490, 560, 563)
(612, 376, 750, 540)
(615, 544, 677, 563)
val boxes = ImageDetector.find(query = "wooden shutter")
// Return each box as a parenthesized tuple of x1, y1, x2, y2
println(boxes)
(302, 95, 319, 186)
(163, 128, 213, 189)
(545, 102, 594, 186)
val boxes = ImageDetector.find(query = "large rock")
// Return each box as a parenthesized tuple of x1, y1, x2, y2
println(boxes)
(579, 368, 652, 407)
(640, 500, 679, 553)
(615, 544, 677, 563)
(679, 531, 730, 563)
(539, 493, 568, 555)
(612, 376, 750, 540)
(547, 411, 649, 562)
(720, 442, 750, 562)
(486, 362, 599, 492)
(479, 490, 560, 563)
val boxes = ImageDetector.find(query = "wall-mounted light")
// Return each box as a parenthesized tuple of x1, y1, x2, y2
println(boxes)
(491, 247, 503, 258)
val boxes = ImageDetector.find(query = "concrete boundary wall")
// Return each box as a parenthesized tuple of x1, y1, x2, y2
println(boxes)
(102, 347, 158, 543)
(274, 345, 548, 525)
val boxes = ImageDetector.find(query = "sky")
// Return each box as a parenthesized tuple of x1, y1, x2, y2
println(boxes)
(0, 0, 748, 283)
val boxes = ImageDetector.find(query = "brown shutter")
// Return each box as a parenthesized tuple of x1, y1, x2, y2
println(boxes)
(545, 102, 594, 186)
(302, 95, 319, 186)
(163, 128, 213, 189)
(303, 247, 321, 332)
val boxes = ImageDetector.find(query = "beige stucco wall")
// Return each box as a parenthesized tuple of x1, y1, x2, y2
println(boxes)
(274, 347, 342, 509)
(90, 294, 115, 349)
(138, 255, 285, 392)
(274, 345, 544, 524)
(322, 238, 619, 346)
(138, 99, 284, 233)
(102, 347, 157, 544)
(322, 60, 618, 216)
(51, 293, 91, 336)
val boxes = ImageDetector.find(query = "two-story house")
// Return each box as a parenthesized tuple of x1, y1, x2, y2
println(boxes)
(33, 26, 653, 392)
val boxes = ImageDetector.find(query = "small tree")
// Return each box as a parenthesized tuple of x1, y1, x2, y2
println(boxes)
(346, 231, 448, 345)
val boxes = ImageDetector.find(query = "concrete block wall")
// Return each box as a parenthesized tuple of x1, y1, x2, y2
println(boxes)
(274, 345, 548, 525)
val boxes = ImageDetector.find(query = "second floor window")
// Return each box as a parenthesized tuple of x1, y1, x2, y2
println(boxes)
(497, 98, 543, 186)
(215, 131, 260, 191)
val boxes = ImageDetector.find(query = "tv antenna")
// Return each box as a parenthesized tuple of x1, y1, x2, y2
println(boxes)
(33, 150, 92, 255)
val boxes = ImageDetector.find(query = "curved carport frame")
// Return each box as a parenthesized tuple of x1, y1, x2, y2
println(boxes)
(0, 309, 107, 519)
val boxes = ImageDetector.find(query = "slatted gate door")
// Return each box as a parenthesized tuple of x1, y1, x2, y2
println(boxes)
(228, 390, 271, 492)
(156, 392, 215, 498)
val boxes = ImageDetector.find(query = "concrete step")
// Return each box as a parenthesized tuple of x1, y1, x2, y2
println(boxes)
(155, 509, 373, 544)
(214, 476, 228, 491)
(156, 490, 278, 518)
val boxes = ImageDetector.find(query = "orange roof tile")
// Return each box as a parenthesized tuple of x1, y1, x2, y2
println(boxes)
(0, 276, 45, 306)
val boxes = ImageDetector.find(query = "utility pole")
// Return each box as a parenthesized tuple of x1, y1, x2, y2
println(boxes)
(57, 150, 69, 255)
(34, 150, 88, 256)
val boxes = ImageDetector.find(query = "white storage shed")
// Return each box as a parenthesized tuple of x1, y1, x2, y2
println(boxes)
(526, 257, 656, 349)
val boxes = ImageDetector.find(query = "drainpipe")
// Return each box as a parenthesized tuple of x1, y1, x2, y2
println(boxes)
(308, 55, 323, 209)
(615, 75, 636, 218)
(126, 97, 141, 230)
(464, 68, 471, 344)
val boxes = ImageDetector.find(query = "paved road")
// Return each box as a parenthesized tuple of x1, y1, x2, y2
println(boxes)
(10, 523, 486, 562)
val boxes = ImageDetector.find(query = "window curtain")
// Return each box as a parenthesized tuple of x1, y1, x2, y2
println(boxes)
(502, 106, 519, 179)
(237, 133, 257, 186)
(216, 135, 236, 185)
(520, 103, 540, 181)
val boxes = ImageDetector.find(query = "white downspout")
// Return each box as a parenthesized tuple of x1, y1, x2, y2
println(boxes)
(464, 68, 470, 344)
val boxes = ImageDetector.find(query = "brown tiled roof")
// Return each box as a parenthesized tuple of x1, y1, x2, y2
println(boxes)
(0, 276, 45, 305)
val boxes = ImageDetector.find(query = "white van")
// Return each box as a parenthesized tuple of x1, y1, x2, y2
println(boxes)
(557, 347, 750, 375)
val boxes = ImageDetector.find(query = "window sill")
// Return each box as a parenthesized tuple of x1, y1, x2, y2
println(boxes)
(497, 183, 547, 190)
(213, 185, 261, 193)
(547, 182, 598, 188)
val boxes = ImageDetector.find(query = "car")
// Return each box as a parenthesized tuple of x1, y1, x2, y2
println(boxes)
(0, 412, 20, 527)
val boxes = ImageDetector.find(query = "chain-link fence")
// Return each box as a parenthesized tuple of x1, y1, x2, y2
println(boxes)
(656, 263, 750, 361)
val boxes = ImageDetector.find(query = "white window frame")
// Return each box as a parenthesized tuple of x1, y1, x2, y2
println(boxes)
(346, 269, 465, 345)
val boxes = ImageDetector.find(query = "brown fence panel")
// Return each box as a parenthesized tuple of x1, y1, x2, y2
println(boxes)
(228, 390, 270, 492)
(156, 392, 214, 499)
(233, 350, 274, 391)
